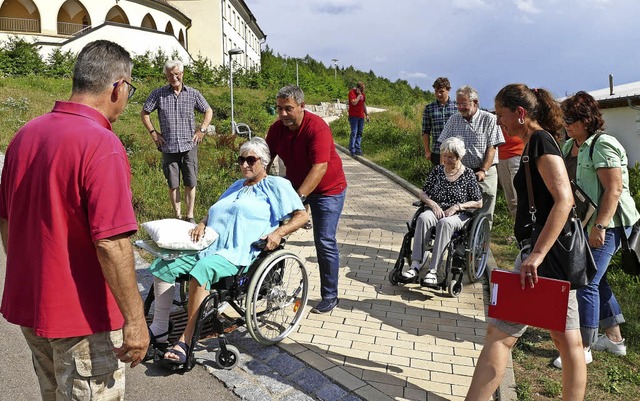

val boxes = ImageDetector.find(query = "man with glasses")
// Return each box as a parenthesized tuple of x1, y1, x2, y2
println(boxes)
(266, 85, 347, 314)
(141, 59, 213, 224)
(438, 85, 504, 225)
(422, 77, 457, 165)
(0, 40, 148, 400)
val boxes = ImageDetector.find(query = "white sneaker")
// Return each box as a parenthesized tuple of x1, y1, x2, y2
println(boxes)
(402, 268, 419, 279)
(421, 269, 438, 286)
(552, 348, 592, 369)
(592, 334, 627, 356)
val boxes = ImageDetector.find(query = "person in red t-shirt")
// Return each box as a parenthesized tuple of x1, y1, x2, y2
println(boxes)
(347, 81, 369, 156)
(497, 126, 524, 219)
(0, 40, 149, 400)
(267, 86, 347, 314)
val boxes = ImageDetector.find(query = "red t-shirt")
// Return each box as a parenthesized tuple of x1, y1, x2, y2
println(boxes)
(348, 88, 366, 118)
(498, 133, 525, 160)
(0, 101, 138, 338)
(266, 111, 347, 196)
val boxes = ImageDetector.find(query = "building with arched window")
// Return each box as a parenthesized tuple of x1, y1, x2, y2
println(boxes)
(0, 0, 265, 69)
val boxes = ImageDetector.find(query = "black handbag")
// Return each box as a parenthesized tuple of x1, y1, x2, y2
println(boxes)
(523, 140, 597, 290)
(619, 219, 640, 275)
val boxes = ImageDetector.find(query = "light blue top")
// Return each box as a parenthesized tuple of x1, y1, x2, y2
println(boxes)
(562, 133, 640, 228)
(199, 176, 304, 266)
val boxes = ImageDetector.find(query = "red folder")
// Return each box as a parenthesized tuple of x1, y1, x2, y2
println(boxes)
(488, 270, 571, 332)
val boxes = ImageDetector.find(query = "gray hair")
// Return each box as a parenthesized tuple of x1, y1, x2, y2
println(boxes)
(456, 85, 479, 102)
(439, 137, 466, 159)
(164, 59, 184, 73)
(239, 137, 271, 169)
(72, 40, 132, 95)
(276, 85, 304, 105)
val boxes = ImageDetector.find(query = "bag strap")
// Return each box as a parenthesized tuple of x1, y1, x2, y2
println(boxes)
(589, 131, 604, 161)
(522, 143, 537, 223)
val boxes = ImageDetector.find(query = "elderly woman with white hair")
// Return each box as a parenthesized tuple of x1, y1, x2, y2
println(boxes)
(402, 137, 483, 285)
(147, 137, 308, 366)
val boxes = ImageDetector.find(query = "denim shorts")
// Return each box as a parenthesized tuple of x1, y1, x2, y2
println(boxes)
(489, 249, 580, 337)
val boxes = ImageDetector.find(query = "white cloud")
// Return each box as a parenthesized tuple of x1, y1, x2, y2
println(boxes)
(452, 0, 490, 11)
(373, 56, 387, 63)
(515, 0, 541, 14)
(399, 71, 428, 80)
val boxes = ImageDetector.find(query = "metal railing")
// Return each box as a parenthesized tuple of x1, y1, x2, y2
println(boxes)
(0, 16, 40, 33)
(57, 21, 90, 36)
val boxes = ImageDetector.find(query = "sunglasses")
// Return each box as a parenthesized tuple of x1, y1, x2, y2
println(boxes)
(237, 155, 260, 166)
(563, 116, 576, 125)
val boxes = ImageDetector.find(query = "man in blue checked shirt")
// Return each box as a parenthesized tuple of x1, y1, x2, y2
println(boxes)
(141, 60, 213, 223)
(437, 85, 504, 226)
(422, 77, 458, 165)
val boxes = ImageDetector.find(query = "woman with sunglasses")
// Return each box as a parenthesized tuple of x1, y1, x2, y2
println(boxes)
(553, 91, 639, 368)
(146, 136, 307, 366)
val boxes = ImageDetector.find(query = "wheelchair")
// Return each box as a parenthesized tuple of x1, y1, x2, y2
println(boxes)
(136, 239, 309, 371)
(387, 200, 491, 297)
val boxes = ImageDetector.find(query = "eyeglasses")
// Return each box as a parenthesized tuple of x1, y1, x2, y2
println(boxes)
(457, 102, 474, 108)
(237, 155, 260, 166)
(563, 117, 576, 125)
(113, 80, 137, 99)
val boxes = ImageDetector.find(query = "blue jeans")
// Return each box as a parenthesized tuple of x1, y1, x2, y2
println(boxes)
(348, 117, 364, 154)
(577, 226, 627, 347)
(307, 189, 346, 300)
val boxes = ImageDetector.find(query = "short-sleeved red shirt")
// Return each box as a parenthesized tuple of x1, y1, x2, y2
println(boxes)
(266, 111, 346, 196)
(0, 101, 138, 338)
(348, 88, 366, 118)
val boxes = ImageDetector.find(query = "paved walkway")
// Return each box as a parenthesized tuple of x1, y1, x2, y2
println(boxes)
(135, 149, 499, 401)
(278, 151, 490, 401)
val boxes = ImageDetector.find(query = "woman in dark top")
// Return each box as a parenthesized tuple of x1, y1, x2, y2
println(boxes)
(402, 137, 482, 285)
(466, 84, 586, 401)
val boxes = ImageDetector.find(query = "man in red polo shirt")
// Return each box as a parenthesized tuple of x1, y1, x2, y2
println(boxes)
(266, 85, 347, 314)
(0, 40, 148, 400)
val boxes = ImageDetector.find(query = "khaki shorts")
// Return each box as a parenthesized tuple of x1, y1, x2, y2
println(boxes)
(488, 249, 580, 337)
(21, 327, 125, 401)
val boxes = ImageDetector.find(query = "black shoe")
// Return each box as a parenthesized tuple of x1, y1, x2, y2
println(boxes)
(355, 151, 363, 156)
(186, 217, 196, 224)
(311, 298, 339, 314)
(350, 152, 356, 157)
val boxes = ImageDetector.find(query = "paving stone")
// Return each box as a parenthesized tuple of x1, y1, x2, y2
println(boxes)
(290, 367, 332, 393)
(316, 383, 348, 401)
(267, 352, 306, 376)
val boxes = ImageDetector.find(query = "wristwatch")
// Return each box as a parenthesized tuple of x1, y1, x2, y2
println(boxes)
(595, 223, 606, 231)
(199, 127, 206, 133)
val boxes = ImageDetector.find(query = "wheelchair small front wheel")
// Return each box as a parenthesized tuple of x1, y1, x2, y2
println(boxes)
(245, 250, 309, 345)
(214, 345, 240, 370)
(447, 279, 462, 297)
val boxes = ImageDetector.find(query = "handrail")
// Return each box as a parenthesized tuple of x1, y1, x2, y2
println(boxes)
(0, 16, 40, 33)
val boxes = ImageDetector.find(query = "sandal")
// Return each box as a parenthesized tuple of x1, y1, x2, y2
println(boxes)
(402, 268, 418, 279)
(421, 270, 438, 287)
(303, 221, 313, 230)
(162, 341, 189, 365)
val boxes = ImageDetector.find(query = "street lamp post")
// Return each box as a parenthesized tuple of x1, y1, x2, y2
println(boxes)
(331, 58, 338, 79)
(229, 47, 244, 134)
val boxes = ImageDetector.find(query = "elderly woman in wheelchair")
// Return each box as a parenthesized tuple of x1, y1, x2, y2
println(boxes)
(146, 137, 307, 367)
(402, 137, 483, 286)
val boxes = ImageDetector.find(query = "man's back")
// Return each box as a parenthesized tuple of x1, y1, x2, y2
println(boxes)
(0, 101, 138, 337)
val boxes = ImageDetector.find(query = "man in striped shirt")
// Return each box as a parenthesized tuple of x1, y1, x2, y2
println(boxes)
(422, 77, 457, 165)
(141, 60, 213, 223)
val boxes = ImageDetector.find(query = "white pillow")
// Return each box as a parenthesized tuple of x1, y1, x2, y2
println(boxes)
(141, 219, 219, 250)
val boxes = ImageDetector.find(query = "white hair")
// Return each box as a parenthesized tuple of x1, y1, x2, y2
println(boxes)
(439, 137, 466, 159)
(164, 59, 184, 73)
(456, 85, 479, 102)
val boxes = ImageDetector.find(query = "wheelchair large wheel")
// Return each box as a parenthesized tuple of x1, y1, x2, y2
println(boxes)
(245, 250, 309, 345)
(466, 214, 491, 282)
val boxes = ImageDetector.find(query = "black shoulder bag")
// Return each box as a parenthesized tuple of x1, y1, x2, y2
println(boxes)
(617, 211, 640, 275)
(523, 141, 597, 290)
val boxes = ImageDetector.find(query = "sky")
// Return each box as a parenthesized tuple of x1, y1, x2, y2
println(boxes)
(247, 0, 640, 107)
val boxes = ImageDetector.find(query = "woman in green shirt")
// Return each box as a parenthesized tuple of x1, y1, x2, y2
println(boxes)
(556, 91, 640, 368)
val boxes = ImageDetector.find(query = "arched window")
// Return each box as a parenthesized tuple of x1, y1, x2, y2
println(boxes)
(178, 29, 185, 47)
(165, 21, 174, 35)
(141, 13, 157, 30)
(0, 0, 41, 33)
(57, 0, 91, 36)
(106, 5, 129, 25)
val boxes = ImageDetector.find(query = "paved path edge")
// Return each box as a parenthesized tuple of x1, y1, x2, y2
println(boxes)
(334, 143, 518, 401)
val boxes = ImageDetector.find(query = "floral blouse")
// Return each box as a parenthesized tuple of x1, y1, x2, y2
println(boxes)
(422, 165, 482, 213)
